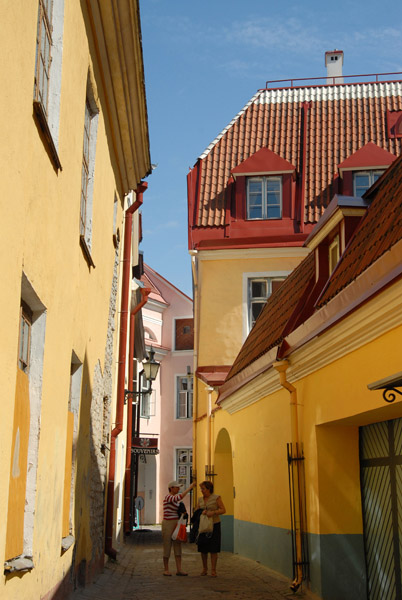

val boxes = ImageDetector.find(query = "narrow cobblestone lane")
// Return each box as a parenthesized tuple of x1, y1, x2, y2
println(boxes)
(68, 528, 319, 600)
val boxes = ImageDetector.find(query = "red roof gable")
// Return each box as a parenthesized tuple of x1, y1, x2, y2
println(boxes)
(231, 147, 295, 176)
(338, 142, 396, 171)
(190, 81, 402, 231)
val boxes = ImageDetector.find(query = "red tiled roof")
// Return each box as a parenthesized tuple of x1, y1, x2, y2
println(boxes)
(195, 82, 402, 228)
(317, 154, 402, 306)
(226, 252, 315, 381)
(141, 270, 168, 305)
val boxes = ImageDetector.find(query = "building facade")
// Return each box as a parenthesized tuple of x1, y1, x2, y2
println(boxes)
(187, 53, 402, 591)
(1, 1, 151, 598)
(134, 265, 194, 525)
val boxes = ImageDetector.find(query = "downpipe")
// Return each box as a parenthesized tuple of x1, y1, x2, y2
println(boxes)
(273, 360, 304, 593)
(105, 182, 147, 559)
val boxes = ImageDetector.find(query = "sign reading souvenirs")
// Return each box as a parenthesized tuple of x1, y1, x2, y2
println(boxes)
(131, 437, 159, 455)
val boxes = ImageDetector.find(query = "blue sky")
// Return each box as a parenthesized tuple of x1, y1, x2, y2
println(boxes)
(139, 0, 402, 298)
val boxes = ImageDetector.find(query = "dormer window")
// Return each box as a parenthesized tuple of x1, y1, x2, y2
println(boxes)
(353, 170, 383, 197)
(328, 235, 340, 274)
(247, 176, 282, 220)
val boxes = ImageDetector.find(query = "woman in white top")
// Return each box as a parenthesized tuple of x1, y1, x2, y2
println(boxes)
(162, 480, 196, 576)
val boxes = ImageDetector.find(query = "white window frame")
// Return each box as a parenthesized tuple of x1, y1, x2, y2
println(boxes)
(140, 372, 155, 419)
(353, 170, 383, 197)
(80, 78, 99, 255)
(328, 235, 340, 274)
(246, 176, 282, 220)
(242, 271, 289, 338)
(175, 447, 193, 490)
(176, 375, 193, 420)
(33, 0, 64, 152)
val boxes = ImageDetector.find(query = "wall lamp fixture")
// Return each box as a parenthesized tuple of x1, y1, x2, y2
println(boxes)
(368, 370, 402, 403)
(125, 347, 160, 403)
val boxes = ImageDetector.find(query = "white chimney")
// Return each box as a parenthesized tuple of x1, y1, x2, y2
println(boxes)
(325, 50, 344, 84)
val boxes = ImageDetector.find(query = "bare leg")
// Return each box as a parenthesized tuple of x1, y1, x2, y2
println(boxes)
(211, 553, 218, 576)
(163, 557, 171, 575)
(201, 552, 208, 575)
(175, 555, 187, 575)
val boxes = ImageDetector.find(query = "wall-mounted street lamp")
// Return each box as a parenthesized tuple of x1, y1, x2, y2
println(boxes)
(368, 371, 402, 403)
(125, 347, 160, 403)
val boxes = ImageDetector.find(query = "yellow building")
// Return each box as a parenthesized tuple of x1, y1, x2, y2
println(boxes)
(187, 59, 402, 598)
(200, 156, 402, 599)
(0, 1, 150, 598)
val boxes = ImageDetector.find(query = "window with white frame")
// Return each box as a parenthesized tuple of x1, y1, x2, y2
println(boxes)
(140, 372, 155, 419)
(33, 0, 64, 167)
(176, 448, 193, 489)
(247, 176, 282, 220)
(248, 276, 285, 330)
(353, 170, 383, 197)
(176, 376, 193, 419)
(80, 82, 99, 258)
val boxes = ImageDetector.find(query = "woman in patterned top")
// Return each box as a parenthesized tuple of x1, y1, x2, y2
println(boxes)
(162, 480, 196, 576)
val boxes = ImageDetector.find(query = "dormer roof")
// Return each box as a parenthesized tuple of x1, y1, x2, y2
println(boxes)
(231, 147, 296, 178)
(338, 142, 396, 173)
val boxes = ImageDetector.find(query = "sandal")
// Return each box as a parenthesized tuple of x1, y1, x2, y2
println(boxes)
(200, 570, 208, 576)
(176, 572, 188, 576)
(211, 572, 217, 577)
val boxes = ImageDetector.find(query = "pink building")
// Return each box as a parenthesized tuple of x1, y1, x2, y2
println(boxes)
(135, 264, 194, 524)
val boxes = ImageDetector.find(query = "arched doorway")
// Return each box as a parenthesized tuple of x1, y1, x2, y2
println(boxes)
(214, 428, 234, 552)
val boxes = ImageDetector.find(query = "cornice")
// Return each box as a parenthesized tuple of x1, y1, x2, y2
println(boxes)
(220, 278, 402, 414)
(86, 0, 151, 193)
(197, 247, 310, 261)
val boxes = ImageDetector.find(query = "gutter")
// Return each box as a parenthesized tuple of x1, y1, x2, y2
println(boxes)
(273, 360, 304, 593)
(123, 285, 151, 535)
(105, 182, 147, 559)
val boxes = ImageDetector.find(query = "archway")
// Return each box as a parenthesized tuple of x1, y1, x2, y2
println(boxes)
(214, 428, 234, 552)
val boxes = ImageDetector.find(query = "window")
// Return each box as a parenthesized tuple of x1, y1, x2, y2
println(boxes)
(33, 0, 64, 169)
(248, 277, 285, 330)
(174, 318, 194, 350)
(140, 372, 155, 419)
(176, 448, 193, 489)
(247, 176, 282, 219)
(34, 0, 52, 115)
(18, 302, 32, 373)
(176, 376, 193, 419)
(329, 235, 340, 274)
(353, 171, 383, 197)
(80, 81, 99, 262)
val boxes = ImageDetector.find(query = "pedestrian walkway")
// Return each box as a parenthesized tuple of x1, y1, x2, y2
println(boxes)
(68, 527, 320, 600)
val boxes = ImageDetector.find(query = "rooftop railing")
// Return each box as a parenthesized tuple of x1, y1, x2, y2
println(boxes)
(264, 72, 402, 90)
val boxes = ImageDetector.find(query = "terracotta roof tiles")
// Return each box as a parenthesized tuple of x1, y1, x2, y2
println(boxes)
(195, 82, 402, 230)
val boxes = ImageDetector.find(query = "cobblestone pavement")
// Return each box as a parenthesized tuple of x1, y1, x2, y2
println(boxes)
(68, 527, 320, 600)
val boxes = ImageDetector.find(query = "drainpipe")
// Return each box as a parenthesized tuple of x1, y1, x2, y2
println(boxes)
(273, 360, 303, 592)
(105, 182, 147, 559)
(190, 250, 199, 499)
(299, 102, 311, 233)
(206, 386, 214, 476)
(123, 287, 151, 535)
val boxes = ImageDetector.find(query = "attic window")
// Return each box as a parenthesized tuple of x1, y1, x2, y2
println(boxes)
(387, 111, 402, 139)
(247, 176, 282, 220)
(353, 171, 383, 197)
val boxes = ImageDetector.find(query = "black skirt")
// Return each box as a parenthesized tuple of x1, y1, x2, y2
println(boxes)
(197, 522, 221, 554)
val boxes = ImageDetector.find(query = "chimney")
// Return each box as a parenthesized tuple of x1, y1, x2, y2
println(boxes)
(325, 50, 344, 84)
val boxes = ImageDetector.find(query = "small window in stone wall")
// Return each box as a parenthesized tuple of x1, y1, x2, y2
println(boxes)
(175, 318, 194, 350)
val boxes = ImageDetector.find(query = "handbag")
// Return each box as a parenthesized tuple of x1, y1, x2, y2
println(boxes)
(171, 515, 187, 542)
(198, 513, 213, 534)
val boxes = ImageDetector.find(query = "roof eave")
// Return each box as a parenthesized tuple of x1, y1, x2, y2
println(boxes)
(86, 0, 151, 194)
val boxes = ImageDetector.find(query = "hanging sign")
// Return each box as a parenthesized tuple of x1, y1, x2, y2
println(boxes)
(131, 437, 159, 455)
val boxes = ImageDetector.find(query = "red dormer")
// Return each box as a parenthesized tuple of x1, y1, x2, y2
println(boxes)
(338, 142, 396, 196)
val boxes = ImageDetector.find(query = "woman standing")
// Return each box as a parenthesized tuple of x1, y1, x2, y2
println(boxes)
(162, 480, 196, 576)
(197, 480, 226, 577)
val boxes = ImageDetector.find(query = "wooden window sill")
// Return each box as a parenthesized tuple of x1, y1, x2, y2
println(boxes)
(80, 235, 96, 268)
(33, 100, 62, 171)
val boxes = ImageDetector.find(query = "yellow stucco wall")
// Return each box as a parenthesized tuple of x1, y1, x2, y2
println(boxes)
(0, 3, 137, 599)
